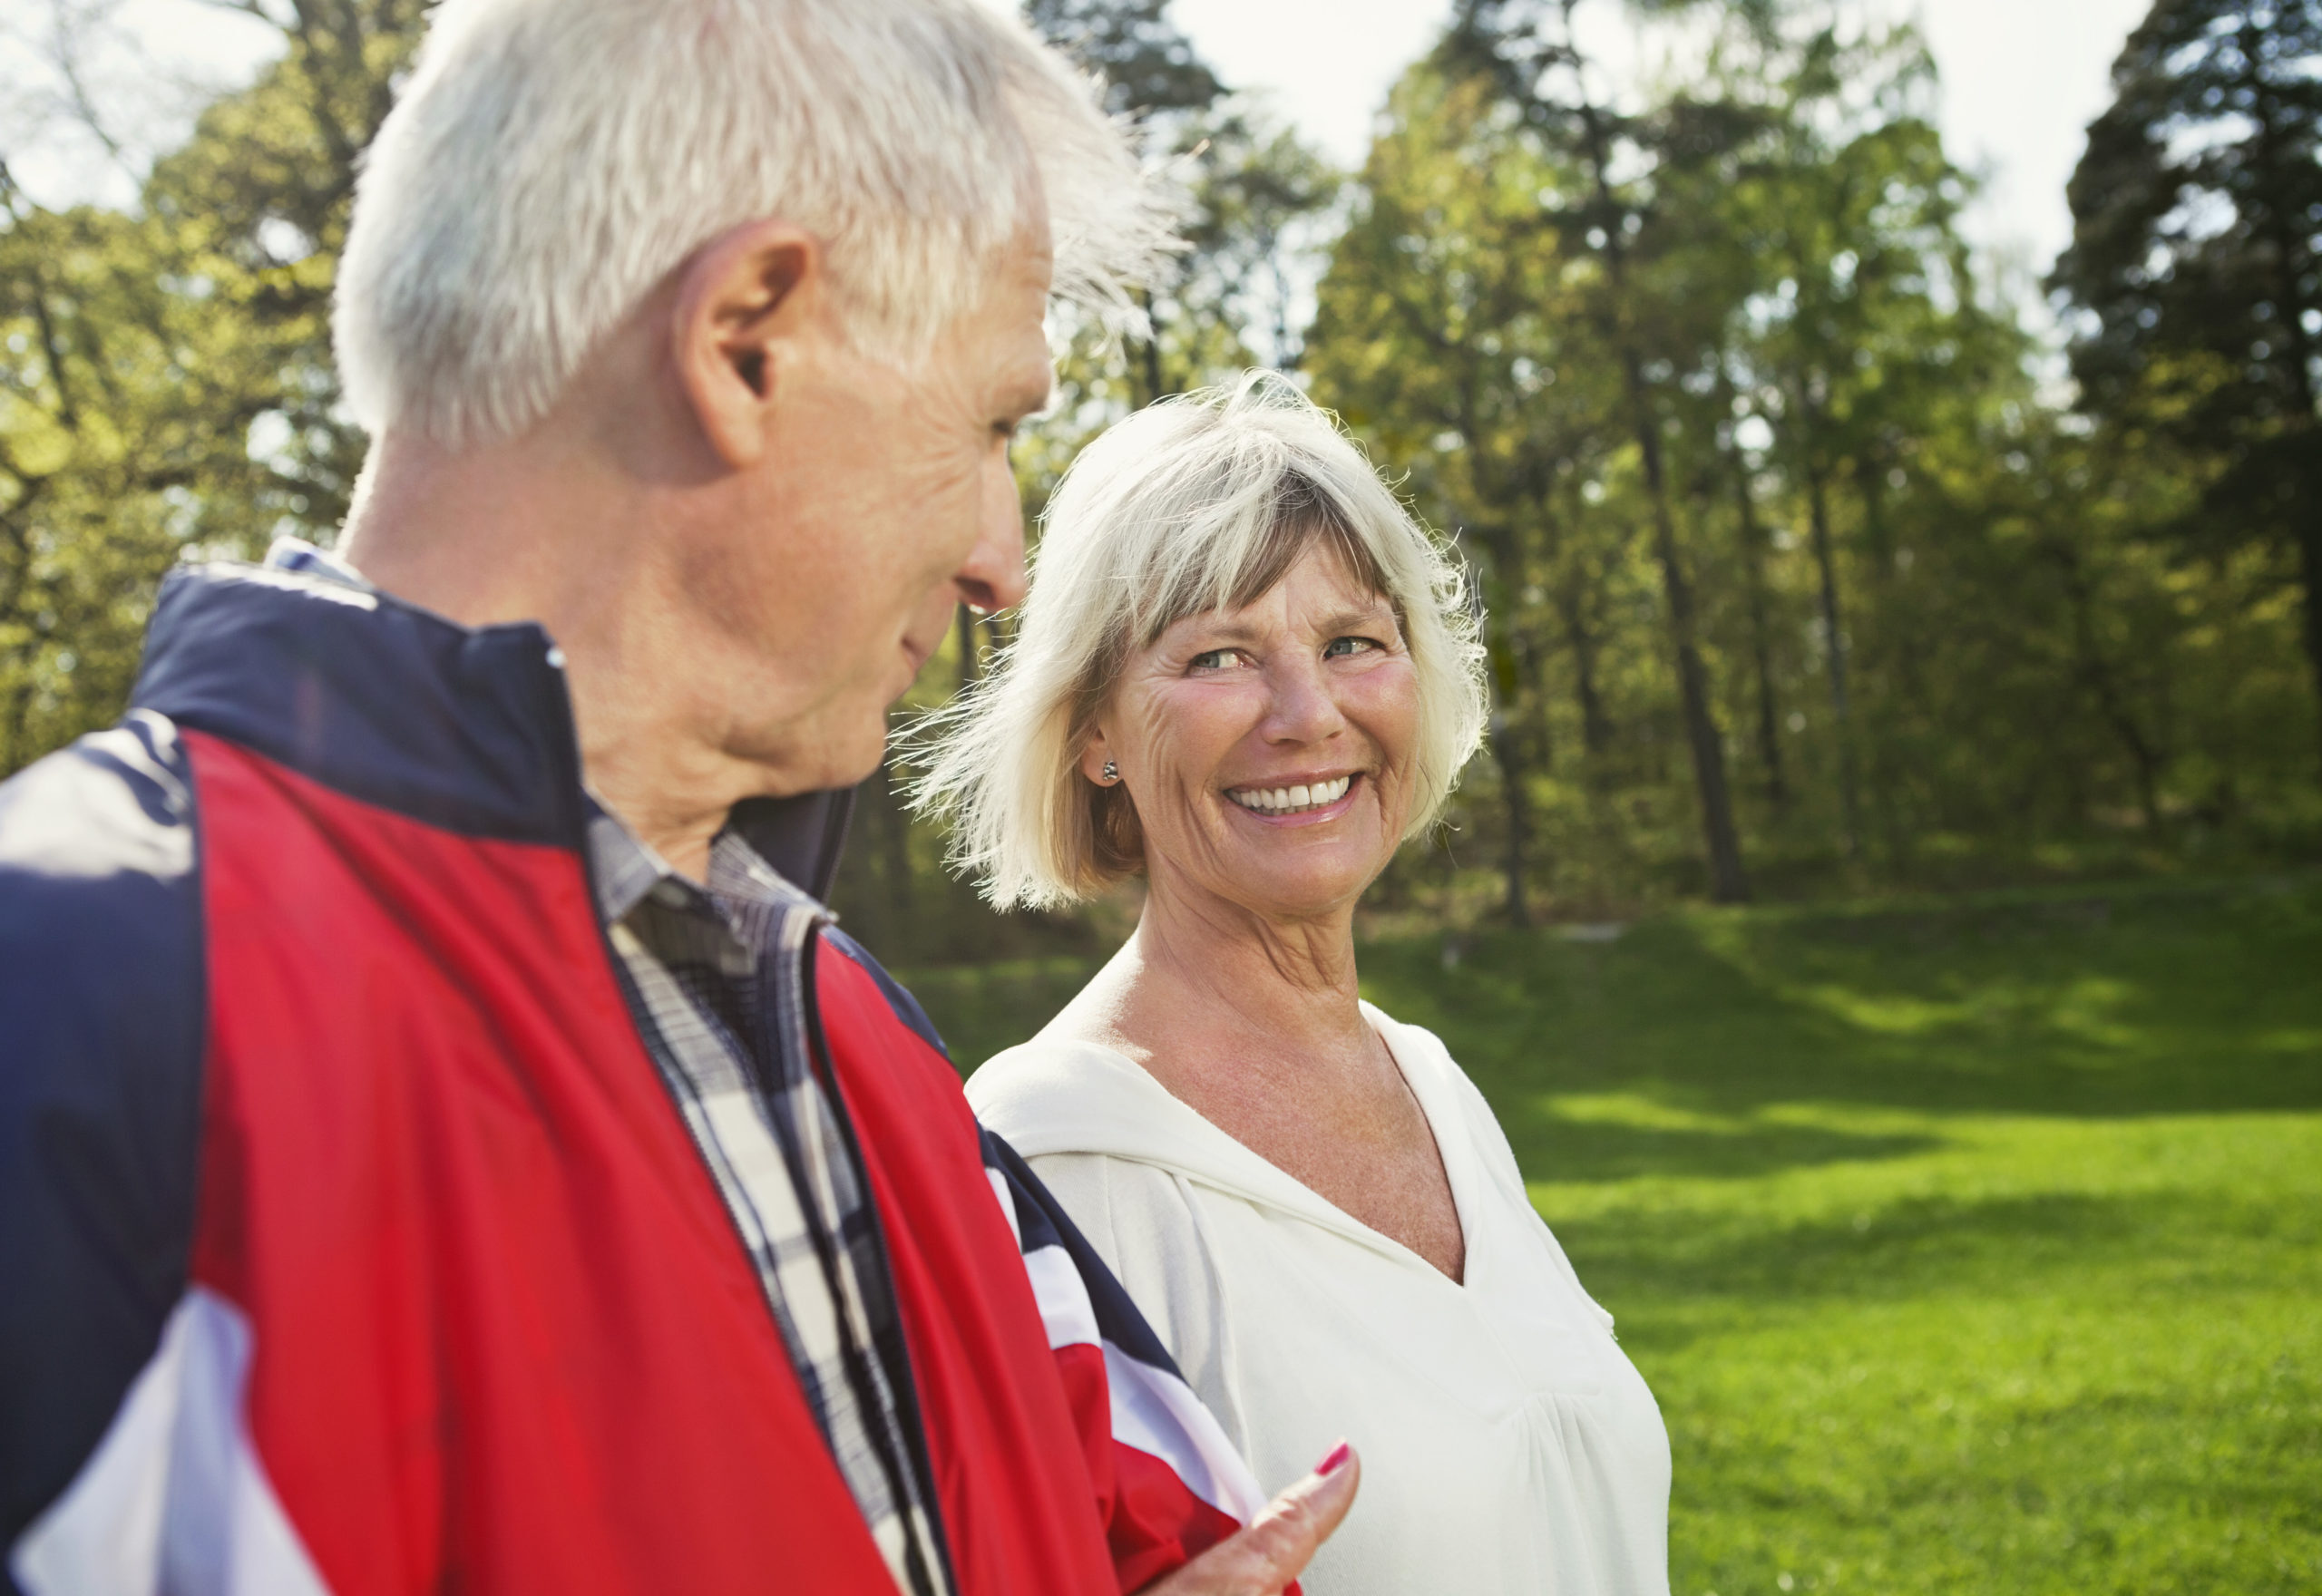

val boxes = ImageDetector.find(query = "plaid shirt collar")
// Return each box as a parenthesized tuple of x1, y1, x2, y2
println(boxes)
(584, 800, 697, 925)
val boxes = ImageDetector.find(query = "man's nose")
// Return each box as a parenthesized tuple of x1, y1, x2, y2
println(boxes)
(957, 453, 1029, 614)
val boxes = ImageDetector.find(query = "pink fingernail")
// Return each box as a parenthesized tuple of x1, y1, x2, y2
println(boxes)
(1317, 1440, 1352, 1476)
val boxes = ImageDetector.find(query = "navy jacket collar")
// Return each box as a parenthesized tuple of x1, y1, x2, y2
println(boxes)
(130, 561, 855, 899)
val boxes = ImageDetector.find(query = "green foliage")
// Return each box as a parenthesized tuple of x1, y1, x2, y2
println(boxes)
(1302, 2, 2321, 925)
(1025, 0, 1222, 118)
(5, 0, 2317, 941)
(0, 0, 423, 774)
(912, 876, 2322, 1592)
(2053, 0, 2322, 769)
(0, 188, 192, 764)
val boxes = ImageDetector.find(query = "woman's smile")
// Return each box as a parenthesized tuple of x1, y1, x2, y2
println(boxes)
(1224, 772, 1361, 822)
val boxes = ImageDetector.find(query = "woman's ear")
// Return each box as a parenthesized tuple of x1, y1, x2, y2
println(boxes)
(1078, 726, 1117, 787)
(669, 219, 826, 470)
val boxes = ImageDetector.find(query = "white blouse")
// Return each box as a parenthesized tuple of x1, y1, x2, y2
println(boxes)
(966, 1003, 1672, 1596)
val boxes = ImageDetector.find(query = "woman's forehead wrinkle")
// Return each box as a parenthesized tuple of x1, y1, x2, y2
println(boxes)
(1316, 600, 1397, 635)
(1147, 559, 1394, 653)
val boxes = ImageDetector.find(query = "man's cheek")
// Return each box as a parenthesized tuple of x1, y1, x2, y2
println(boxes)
(907, 576, 959, 646)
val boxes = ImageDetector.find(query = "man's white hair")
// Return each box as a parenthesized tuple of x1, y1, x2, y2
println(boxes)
(912, 373, 1489, 912)
(336, 0, 1171, 447)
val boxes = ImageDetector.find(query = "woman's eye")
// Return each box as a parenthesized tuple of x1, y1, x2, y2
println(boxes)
(1189, 649, 1238, 671)
(1324, 636, 1381, 659)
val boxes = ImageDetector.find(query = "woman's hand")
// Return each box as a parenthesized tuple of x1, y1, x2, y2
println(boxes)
(1136, 1443, 1361, 1596)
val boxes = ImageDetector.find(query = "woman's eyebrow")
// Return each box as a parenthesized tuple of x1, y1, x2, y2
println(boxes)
(1176, 617, 1266, 647)
(1173, 598, 1393, 649)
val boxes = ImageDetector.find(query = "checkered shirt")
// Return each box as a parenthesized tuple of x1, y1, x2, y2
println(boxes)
(588, 808, 951, 1596)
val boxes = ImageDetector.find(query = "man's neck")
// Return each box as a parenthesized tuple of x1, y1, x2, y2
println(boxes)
(337, 428, 594, 629)
(337, 431, 741, 881)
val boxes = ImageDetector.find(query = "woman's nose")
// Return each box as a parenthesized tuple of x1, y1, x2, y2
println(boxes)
(1262, 657, 1345, 744)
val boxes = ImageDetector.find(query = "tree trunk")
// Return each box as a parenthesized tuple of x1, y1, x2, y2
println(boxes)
(1802, 449, 1862, 858)
(1558, 18, 1748, 902)
(1488, 707, 1533, 925)
(1556, 561, 1614, 758)
(2285, 508, 2322, 788)
(1628, 354, 1750, 902)
(1850, 450, 1917, 869)
(2239, 18, 2322, 783)
(1475, 525, 1537, 922)
(955, 603, 981, 692)
(0, 517, 34, 776)
(1136, 287, 1167, 407)
(1728, 450, 1789, 810)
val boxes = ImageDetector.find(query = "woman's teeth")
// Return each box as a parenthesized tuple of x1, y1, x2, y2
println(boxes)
(1228, 775, 1353, 815)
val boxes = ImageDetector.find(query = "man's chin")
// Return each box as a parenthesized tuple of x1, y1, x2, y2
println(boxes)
(788, 742, 887, 798)
(731, 712, 889, 802)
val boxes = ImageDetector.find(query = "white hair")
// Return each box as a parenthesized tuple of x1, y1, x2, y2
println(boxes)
(911, 373, 1489, 912)
(335, 0, 1173, 448)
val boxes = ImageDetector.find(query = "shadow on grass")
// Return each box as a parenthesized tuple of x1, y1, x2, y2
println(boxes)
(902, 877, 2322, 1192)
(1359, 877, 2322, 1138)
(1552, 1181, 2317, 1354)
(1499, 1100, 1941, 1183)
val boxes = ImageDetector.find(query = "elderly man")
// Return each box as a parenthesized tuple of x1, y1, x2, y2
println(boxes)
(0, 1, 1355, 1591)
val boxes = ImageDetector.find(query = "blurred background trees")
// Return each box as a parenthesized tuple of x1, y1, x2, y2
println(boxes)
(2, 0, 2316, 955)
(0, 0, 418, 766)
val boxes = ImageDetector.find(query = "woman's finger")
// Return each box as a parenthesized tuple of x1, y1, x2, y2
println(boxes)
(1134, 1442, 1361, 1596)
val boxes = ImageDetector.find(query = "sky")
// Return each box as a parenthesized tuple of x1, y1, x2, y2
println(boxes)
(5, 0, 2152, 284)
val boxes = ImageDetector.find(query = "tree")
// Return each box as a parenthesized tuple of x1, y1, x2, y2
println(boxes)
(0, 0, 424, 775)
(10, 0, 2314, 920)
(840, 0, 1348, 962)
(0, 181, 187, 767)
(1026, 0, 1223, 118)
(1310, 65, 1608, 920)
(1704, 23, 1986, 862)
(2054, 0, 2322, 778)
(1436, 0, 1757, 902)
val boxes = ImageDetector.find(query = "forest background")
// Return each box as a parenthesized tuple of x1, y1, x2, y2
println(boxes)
(2, 0, 2317, 959)
(5, 3, 2318, 1591)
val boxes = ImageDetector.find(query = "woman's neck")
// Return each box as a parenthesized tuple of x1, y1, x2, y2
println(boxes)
(1043, 869, 1468, 1283)
(1050, 871, 1380, 1093)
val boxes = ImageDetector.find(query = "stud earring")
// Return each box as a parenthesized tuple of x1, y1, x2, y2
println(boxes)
(1101, 761, 1119, 783)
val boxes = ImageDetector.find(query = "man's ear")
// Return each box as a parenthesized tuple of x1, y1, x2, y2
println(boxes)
(670, 219, 826, 470)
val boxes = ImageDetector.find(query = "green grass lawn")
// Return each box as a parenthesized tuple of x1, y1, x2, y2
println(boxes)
(902, 875, 2322, 1596)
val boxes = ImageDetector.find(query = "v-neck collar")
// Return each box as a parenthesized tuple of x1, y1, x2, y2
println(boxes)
(969, 1004, 1488, 1292)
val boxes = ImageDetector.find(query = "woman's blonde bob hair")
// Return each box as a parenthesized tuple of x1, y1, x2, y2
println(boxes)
(910, 372, 1488, 912)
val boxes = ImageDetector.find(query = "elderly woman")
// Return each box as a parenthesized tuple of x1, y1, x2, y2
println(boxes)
(916, 375, 1671, 1595)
